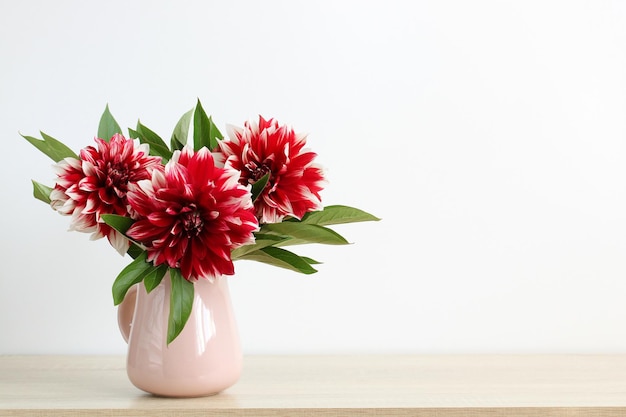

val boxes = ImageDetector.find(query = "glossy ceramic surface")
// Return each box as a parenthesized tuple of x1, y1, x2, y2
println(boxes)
(117, 274, 242, 397)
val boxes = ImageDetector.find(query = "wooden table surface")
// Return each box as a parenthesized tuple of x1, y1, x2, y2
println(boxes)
(1, 355, 626, 416)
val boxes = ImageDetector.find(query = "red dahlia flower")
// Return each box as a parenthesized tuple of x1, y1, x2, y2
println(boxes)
(50, 134, 163, 254)
(126, 147, 258, 281)
(214, 116, 325, 224)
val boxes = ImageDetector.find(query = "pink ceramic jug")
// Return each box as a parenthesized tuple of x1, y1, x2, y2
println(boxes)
(117, 274, 242, 397)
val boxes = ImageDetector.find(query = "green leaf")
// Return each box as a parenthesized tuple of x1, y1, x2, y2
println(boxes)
(135, 121, 173, 160)
(171, 108, 193, 150)
(297, 205, 381, 226)
(98, 104, 122, 141)
(21, 132, 78, 162)
(143, 264, 168, 293)
(193, 99, 223, 151)
(301, 256, 322, 265)
(31, 180, 53, 204)
(128, 127, 139, 139)
(112, 252, 156, 305)
(239, 247, 317, 274)
(101, 214, 135, 235)
(260, 222, 350, 245)
(126, 243, 144, 259)
(231, 234, 287, 259)
(250, 172, 270, 202)
(167, 269, 195, 344)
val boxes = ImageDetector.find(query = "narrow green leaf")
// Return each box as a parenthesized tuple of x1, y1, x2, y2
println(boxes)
(239, 247, 317, 274)
(301, 256, 322, 265)
(112, 252, 155, 305)
(171, 108, 193, 150)
(127, 243, 144, 259)
(167, 269, 195, 344)
(273, 238, 312, 247)
(231, 234, 287, 259)
(261, 222, 350, 245)
(101, 214, 135, 235)
(250, 172, 270, 202)
(135, 121, 173, 160)
(128, 127, 139, 139)
(98, 104, 122, 141)
(31, 180, 53, 204)
(193, 99, 223, 151)
(21, 132, 78, 162)
(143, 264, 168, 293)
(297, 205, 381, 226)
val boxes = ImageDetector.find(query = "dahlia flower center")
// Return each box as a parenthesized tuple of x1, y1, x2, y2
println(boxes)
(181, 206, 204, 237)
(246, 161, 271, 183)
(105, 162, 131, 191)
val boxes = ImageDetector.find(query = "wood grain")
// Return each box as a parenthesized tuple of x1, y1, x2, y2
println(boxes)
(1, 355, 626, 416)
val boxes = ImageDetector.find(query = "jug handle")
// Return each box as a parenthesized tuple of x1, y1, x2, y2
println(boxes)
(117, 284, 138, 343)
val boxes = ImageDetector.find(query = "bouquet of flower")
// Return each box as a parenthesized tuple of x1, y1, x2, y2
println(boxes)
(23, 100, 379, 343)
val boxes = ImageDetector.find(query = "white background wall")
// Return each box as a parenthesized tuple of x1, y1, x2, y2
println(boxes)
(1, 0, 626, 354)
